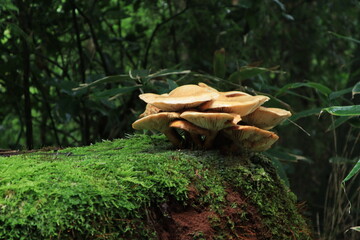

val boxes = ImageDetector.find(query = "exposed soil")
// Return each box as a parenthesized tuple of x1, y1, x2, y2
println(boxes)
(153, 186, 272, 240)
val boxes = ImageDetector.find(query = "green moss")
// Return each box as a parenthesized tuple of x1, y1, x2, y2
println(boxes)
(222, 153, 311, 239)
(0, 134, 311, 239)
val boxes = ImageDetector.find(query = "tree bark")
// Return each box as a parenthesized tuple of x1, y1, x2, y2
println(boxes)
(18, 0, 33, 149)
(71, 0, 90, 145)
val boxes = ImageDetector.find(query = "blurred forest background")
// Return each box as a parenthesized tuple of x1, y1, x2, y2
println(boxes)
(1, 0, 360, 239)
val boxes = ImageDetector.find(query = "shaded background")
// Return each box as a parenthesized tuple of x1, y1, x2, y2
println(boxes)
(1, 0, 359, 239)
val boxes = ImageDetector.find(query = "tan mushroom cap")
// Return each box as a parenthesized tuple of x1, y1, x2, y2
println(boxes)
(223, 125, 279, 151)
(222, 91, 250, 97)
(199, 95, 269, 116)
(139, 103, 161, 118)
(132, 112, 183, 147)
(198, 82, 218, 92)
(180, 111, 241, 149)
(242, 107, 292, 130)
(139, 85, 219, 111)
(198, 82, 249, 97)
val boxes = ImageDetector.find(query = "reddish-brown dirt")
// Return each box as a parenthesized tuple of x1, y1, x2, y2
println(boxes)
(153, 186, 272, 240)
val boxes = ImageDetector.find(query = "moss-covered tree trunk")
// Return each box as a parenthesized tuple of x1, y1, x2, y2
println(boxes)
(0, 135, 312, 239)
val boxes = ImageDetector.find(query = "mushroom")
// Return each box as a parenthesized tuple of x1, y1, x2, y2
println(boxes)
(222, 91, 250, 97)
(198, 82, 250, 97)
(199, 95, 270, 116)
(132, 112, 184, 148)
(139, 85, 219, 111)
(223, 125, 279, 151)
(180, 111, 241, 149)
(139, 103, 161, 118)
(198, 82, 219, 92)
(241, 107, 292, 130)
(134, 82, 287, 152)
(169, 120, 210, 148)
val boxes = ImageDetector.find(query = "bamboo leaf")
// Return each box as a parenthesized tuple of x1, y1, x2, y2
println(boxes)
(228, 66, 282, 83)
(343, 158, 360, 183)
(148, 69, 190, 79)
(1, 0, 19, 12)
(352, 81, 360, 98)
(328, 31, 360, 44)
(129, 69, 151, 80)
(90, 86, 139, 100)
(282, 108, 322, 125)
(73, 75, 131, 90)
(349, 226, 360, 232)
(276, 82, 332, 97)
(213, 48, 226, 79)
(329, 87, 352, 100)
(265, 149, 312, 163)
(329, 157, 357, 164)
(166, 79, 178, 91)
(349, 118, 360, 128)
(326, 116, 353, 132)
(321, 105, 360, 116)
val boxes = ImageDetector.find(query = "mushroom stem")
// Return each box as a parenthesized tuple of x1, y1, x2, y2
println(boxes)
(189, 133, 204, 148)
(203, 131, 218, 149)
(182, 131, 203, 149)
(163, 128, 184, 148)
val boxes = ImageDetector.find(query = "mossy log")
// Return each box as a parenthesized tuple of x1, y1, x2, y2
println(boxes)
(0, 135, 312, 239)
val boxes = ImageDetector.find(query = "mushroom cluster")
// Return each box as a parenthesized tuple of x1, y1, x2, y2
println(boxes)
(132, 83, 291, 152)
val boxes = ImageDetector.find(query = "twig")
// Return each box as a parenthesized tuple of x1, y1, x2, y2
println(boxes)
(143, 6, 189, 68)
(75, 3, 110, 75)
(71, 0, 91, 145)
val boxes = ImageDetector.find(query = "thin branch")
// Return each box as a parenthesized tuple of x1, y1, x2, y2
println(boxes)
(18, 0, 33, 149)
(143, 6, 189, 68)
(71, 0, 91, 145)
(75, 3, 110, 75)
(32, 75, 61, 146)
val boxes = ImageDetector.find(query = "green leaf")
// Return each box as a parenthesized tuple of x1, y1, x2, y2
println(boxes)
(329, 87, 352, 100)
(282, 107, 322, 125)
(265, 149, 312, 163)
(1, 1, 18, 12)
(148, 69, 190, 79)
(282, 13, 294, 21)
(213, 48, 226, 79)
(192, 73, 225, 83)
(349, 226, 360, 232)
(129, 69, 151, 80)
(348, 118, 360, 128)
(90, 86, 139, 100)
(8, 23, 31, 45)
(166, 79, 178, 91)
(276, 82, 332, 97)
(352, 81, 360, 98)
(329, 157, 357, 164)
(229, 66, 281, 83)
(328, 31, 360, 44)
(272, 0, 285, 11)
(342, 158, 360, 183)
(73, 75, 131, 90)
(321, 105, 360, 116)
(326, 116, 353, 132)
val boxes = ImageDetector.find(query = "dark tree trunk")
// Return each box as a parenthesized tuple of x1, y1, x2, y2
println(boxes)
(18, 0, 33, 149)
(71, 0, 90, 145)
